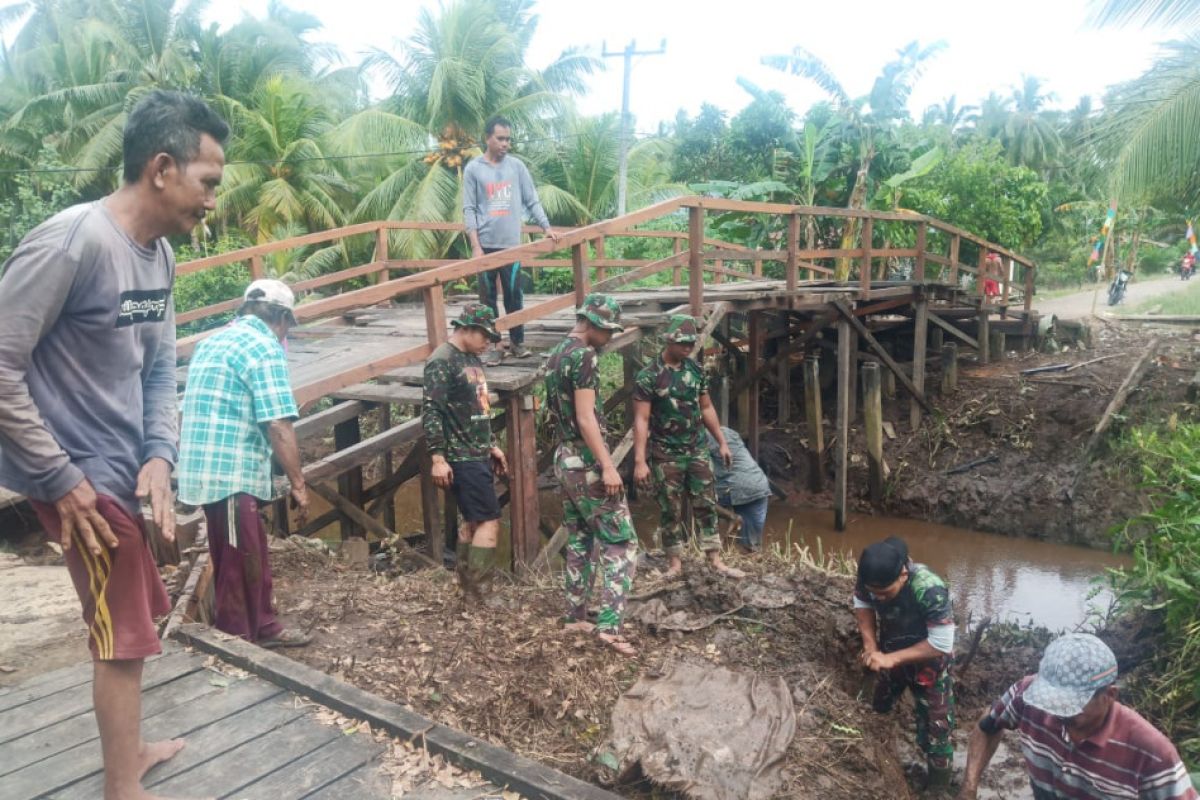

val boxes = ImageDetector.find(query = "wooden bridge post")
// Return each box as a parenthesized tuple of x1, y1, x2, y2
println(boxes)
(847, 327, 859, 423)
(746, 311, 762, 458)
(672, 236, 683, 286)
(713, 258, 724, 284)
(910, 295, 928, 431)
(572, 242, 590, 308)
(250, 254, 264, 281)
(417, 441, 444, 561)
(777, 350, 791, 424)
(375, 225, 389, 285)
(989, 331, 1006, 362)
(915, 221, 927, 282)
(379, 405, 396, 532)
(881, 342, 897, 399)
(803, 354, 824, 492)
(334, 415, 363, 540)
(834, 319, 851, 531)
(941, 342, 958, 395)
(1024, 262, 1035, 313)
(859, 216, 874, 299)
(949, 235, 961, 285)
(688, 206, 705, 316)
(594, 236, 607, 284)
(423, 285, 448, 346)
(505, 393, 540, 569)
(786, 211, 800, 304)
(930, 326, 944, 353)
(863, 361, 884, 504)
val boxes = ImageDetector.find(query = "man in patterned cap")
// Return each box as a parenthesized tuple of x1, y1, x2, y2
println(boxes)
(422, 304, 508, 597)
(853, 536, 956, 790)
(632, 313, 743, 579)
(959, 633, 1197, 800)
(543, 293, 638, 657)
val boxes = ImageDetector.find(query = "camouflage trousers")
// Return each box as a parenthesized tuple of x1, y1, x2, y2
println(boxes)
(872, 658, 955, 770)
(652, 453, 720, 555)
(554, 443, 638, 633)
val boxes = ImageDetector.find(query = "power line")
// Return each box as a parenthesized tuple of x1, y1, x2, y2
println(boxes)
(0, 129, 669, 178)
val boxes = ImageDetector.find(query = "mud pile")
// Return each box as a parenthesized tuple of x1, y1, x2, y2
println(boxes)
(272, 541, 1046, 798)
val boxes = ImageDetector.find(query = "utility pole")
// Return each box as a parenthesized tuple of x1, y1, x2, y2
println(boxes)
(603, 38, 666, 217)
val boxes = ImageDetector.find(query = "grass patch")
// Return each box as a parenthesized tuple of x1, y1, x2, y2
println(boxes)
(1122, 276, 1200, 316)
(1109, 422, 1200, 767)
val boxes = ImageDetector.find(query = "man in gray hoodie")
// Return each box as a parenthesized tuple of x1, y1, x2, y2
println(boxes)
(0, 90, 227, 799)
(463, 115, 558, 361)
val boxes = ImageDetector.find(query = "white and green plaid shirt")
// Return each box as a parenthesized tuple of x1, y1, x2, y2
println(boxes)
(178, 316, 298, 506)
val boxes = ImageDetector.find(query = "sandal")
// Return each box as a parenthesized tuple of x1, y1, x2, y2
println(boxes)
(596, 630, 638, 658)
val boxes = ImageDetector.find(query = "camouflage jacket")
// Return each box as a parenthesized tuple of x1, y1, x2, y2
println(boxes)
(633, 355, 709, 457)
(854, 561, 954, 653)
(544, 336, 606, 467)
(421, 342, 494, 462)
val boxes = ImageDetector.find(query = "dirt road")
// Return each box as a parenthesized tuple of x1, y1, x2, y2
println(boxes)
(1035, 274, 1182, 319)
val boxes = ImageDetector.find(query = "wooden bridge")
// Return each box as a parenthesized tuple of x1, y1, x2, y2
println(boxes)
(174, 196, 1038, 567)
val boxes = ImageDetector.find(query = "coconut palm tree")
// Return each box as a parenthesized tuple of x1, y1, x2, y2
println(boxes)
(1, 0, 206, 191)
(213, 75, 352, 246)
(922, 95, 978, 132)
(763, 40, 944, 279)
(530, 112, 684, 224)
(326, 0, 597, 258)
(1003, 75, 1062, 174)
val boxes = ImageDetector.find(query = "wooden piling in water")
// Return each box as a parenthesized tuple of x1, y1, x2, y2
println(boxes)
(942, 342, 958, 395)
(835, 320, 851, 531)
(863, 361, 884, 504)
(910, 296, 928, 431)
(803, 354, 824, 492)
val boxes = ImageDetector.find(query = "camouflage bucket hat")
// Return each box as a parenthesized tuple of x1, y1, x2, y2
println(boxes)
(576, 293, 624, 332)
(664, 314, 699, 343)
(451, 303, 501, 342)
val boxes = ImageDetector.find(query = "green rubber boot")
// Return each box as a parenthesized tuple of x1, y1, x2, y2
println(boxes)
(467, 544, 496, 596)
(926, 765, 953, 792)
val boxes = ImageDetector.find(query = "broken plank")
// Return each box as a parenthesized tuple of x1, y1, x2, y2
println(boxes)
(832, 301, 934, 414)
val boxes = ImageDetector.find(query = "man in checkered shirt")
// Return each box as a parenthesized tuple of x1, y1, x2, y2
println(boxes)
(178, 279, 310, 647)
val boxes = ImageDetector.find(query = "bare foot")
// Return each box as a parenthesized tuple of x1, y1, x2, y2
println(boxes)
(708, 557, 746, 579)
(595, 631, 638, 658)
(138, 738, 185, 780)
(662, 555, 683, 580)
(563, 620, 595, 633)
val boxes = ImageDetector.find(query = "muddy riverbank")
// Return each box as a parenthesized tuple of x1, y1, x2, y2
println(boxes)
(763, 324, 1195, 550)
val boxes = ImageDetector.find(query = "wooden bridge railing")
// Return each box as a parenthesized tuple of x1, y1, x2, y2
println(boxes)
(176, 197, 1038, 369)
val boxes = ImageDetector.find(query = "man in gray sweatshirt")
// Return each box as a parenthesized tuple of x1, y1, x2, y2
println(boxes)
(0, 90, 227, 800)
(463, 115, 559, 361)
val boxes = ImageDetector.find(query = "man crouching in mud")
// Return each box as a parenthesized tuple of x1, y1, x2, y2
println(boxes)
(853, 536, 956, 791)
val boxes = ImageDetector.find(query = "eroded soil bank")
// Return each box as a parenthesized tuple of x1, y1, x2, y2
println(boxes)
(760, 323, 1194, 549)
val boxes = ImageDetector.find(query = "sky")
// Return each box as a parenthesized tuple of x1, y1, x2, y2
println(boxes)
(4, 0, 1180, 129)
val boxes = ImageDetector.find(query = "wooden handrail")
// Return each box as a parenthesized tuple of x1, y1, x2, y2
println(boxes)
(174, 196, 1037, 360)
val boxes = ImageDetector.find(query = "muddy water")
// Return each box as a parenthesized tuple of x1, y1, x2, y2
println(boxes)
(750, 506, 1129, 632)
(307, 482, 1128, 632)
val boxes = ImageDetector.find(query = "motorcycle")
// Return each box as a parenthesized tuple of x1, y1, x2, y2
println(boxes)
(1107, 269, 1132, 306)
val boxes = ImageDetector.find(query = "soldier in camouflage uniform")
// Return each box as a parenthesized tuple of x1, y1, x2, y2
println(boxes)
(853, 536, 956, 790)
(543, 293, 638, 657)
(422, 305, 509, 598)
(632, 314, 744, 579)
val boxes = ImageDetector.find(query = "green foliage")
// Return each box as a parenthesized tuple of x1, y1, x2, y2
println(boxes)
(1110, 421, 1200, 765)
(902, 140, 1048, 249)
(0, 154, 80, 266)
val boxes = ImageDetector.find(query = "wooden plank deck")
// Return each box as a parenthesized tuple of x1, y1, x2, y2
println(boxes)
(0, 644, 504, 800)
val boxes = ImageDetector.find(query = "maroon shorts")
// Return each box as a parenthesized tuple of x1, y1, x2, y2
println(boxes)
(31, 494, 170, 661)
(984, 279, 1000, 297)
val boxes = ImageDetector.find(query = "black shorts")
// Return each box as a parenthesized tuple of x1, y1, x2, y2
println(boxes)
(450, 460, 501, 522)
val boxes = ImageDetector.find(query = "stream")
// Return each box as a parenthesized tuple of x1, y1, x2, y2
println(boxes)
(307, 483, 1130, 632)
